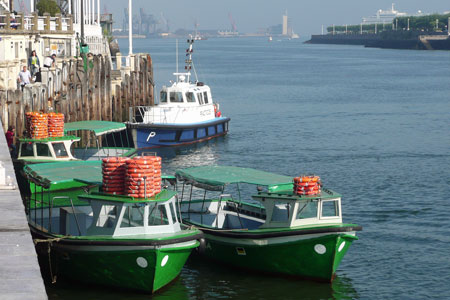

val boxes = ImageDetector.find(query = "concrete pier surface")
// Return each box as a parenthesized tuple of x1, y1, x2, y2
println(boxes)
(0, 127, 47, 299)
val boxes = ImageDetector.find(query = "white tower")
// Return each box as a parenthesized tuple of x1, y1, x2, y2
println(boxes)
(282, 10, 288, 35)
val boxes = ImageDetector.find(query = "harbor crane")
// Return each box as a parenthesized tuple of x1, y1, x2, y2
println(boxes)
(228, 12, 237, 32)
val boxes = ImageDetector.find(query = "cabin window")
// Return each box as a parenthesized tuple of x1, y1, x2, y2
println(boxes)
(170, 202, 178, 223)
(321, 200, 340, 218)
(160, 91, 167, 103)
(120, 206, 145, 228)
(203, 92, 209, 104)
(186, 92, 195, 103)
(36, 143, 51, 157)
(197, 92, 204, 104)
(296, 200, 318, 220)
(148, 203, 170, 226)
(271, 201, 291, 222)
(20, 143, 34, 156)
(52, 142, 68, 157)
(170, 92, 184, 103)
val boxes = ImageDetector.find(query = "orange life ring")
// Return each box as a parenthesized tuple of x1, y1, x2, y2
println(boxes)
(103, 157, 130, 163)
(293, 175, 320, 184)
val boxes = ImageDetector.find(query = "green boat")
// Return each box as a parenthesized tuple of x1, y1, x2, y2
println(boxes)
(16, 120, 135, 165)
(175, 165, 362, 282)
(25, 163, 202, 293)
(14, 120, 136, 198)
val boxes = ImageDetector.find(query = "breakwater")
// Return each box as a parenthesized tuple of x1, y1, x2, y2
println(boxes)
(0, 53, 154, 136)
(306, 32, 450, 50)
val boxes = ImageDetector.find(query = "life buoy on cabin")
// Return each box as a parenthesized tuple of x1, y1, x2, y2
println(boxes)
(293, 175, 321, 196)
(214, 103, 222, 117)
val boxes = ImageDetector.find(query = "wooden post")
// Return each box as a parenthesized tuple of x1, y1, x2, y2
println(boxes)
(105, 58, 112, 120)
(147, 54, 154, 106)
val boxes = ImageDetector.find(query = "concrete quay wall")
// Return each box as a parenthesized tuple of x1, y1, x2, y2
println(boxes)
(0, 126, 47, 299)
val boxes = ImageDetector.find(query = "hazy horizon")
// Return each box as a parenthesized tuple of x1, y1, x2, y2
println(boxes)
(15, 0, 450, 36)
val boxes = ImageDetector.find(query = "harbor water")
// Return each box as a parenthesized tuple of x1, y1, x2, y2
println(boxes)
(46, 37, 450, 299)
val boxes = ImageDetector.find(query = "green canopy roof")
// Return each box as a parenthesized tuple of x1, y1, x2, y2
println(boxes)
(23, 160, 103, 188)
(64, 121, 126, 136)
(23, 160, 174, 189)
(175, 165, 294, 191)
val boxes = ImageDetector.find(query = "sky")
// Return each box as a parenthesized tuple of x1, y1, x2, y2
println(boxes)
(16, 0, 450, 35)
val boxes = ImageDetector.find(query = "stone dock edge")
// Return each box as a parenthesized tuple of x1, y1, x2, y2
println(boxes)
(0, 126, 47, 299)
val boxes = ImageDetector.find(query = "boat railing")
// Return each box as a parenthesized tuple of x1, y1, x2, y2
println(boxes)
(52, 196, 82, 236)
(130, 104, 215, 124)
(29, 191, 82, 235)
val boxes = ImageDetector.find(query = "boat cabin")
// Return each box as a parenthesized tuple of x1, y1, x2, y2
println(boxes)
(29, 190, 182, 237)
(17, 136, 80, 162)
(176, 166, 344, 230)
(80, 191, 181, 236)
(17, 121, 135, 163)
(252, 189, 343, 228)
(132, 78, 217, 125)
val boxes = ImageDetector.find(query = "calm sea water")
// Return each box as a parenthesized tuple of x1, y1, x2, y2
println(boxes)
(46, 37, 450, 299)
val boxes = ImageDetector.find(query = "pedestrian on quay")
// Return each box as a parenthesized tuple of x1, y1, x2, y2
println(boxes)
(17, 65, 31, 91)
(43, 54, 56, 68)
(28, 50, 40, 76)
(5, 125, 16, 157)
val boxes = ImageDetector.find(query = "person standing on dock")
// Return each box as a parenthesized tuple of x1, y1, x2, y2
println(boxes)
(5, 126, 16, 157)
(28, 50, 40, 77)
(43, 54, 56, 68)
(17, 66, 31, 91)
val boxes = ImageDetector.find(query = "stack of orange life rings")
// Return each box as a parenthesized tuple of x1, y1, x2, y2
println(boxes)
(293, 175, 321, 196)
(26, 112, 48, 139)
(48, 113, 65, 137)
(102, 157, 130, 195)
(125, 156, 162, 198)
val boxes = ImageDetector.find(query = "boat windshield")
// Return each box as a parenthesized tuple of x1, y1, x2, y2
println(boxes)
(170, 92, 184, 103)
(203, 92, 209, 104)
(296, 200, 318, 220)
(52, 142, 68, 158)
(20, 143, 34, 157)
(148, 203, 170, 226)
(321, 199, 340, 218)
(120, 205, 145, 228)
(36, 143, 51, 157)
(160, 91, 167, 103)
(186, 92, 195, 103)
(197, 92, 204, 104)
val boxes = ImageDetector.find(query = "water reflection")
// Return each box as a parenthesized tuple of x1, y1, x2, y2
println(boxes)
(138, 136, 228, 173)
(180, 256, 358, 300)
(45, 255, 358, 300)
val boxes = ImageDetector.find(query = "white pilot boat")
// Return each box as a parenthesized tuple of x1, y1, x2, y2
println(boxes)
(127, 37, 230, 149)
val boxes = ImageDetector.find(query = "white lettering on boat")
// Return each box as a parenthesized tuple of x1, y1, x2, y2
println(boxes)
(146, 131, 156, 141)
(199, 110, 212, 116)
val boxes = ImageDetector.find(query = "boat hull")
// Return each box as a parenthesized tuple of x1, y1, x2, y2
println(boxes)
(127, 117, 230, 149)
(198, 229, 358, 282)
(31, 227, 200, 293)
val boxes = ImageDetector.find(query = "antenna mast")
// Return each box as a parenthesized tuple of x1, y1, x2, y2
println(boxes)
(185, 35, 194, 82)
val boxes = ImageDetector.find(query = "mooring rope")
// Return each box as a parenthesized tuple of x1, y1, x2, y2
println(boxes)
(33, 238, 65, 284)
